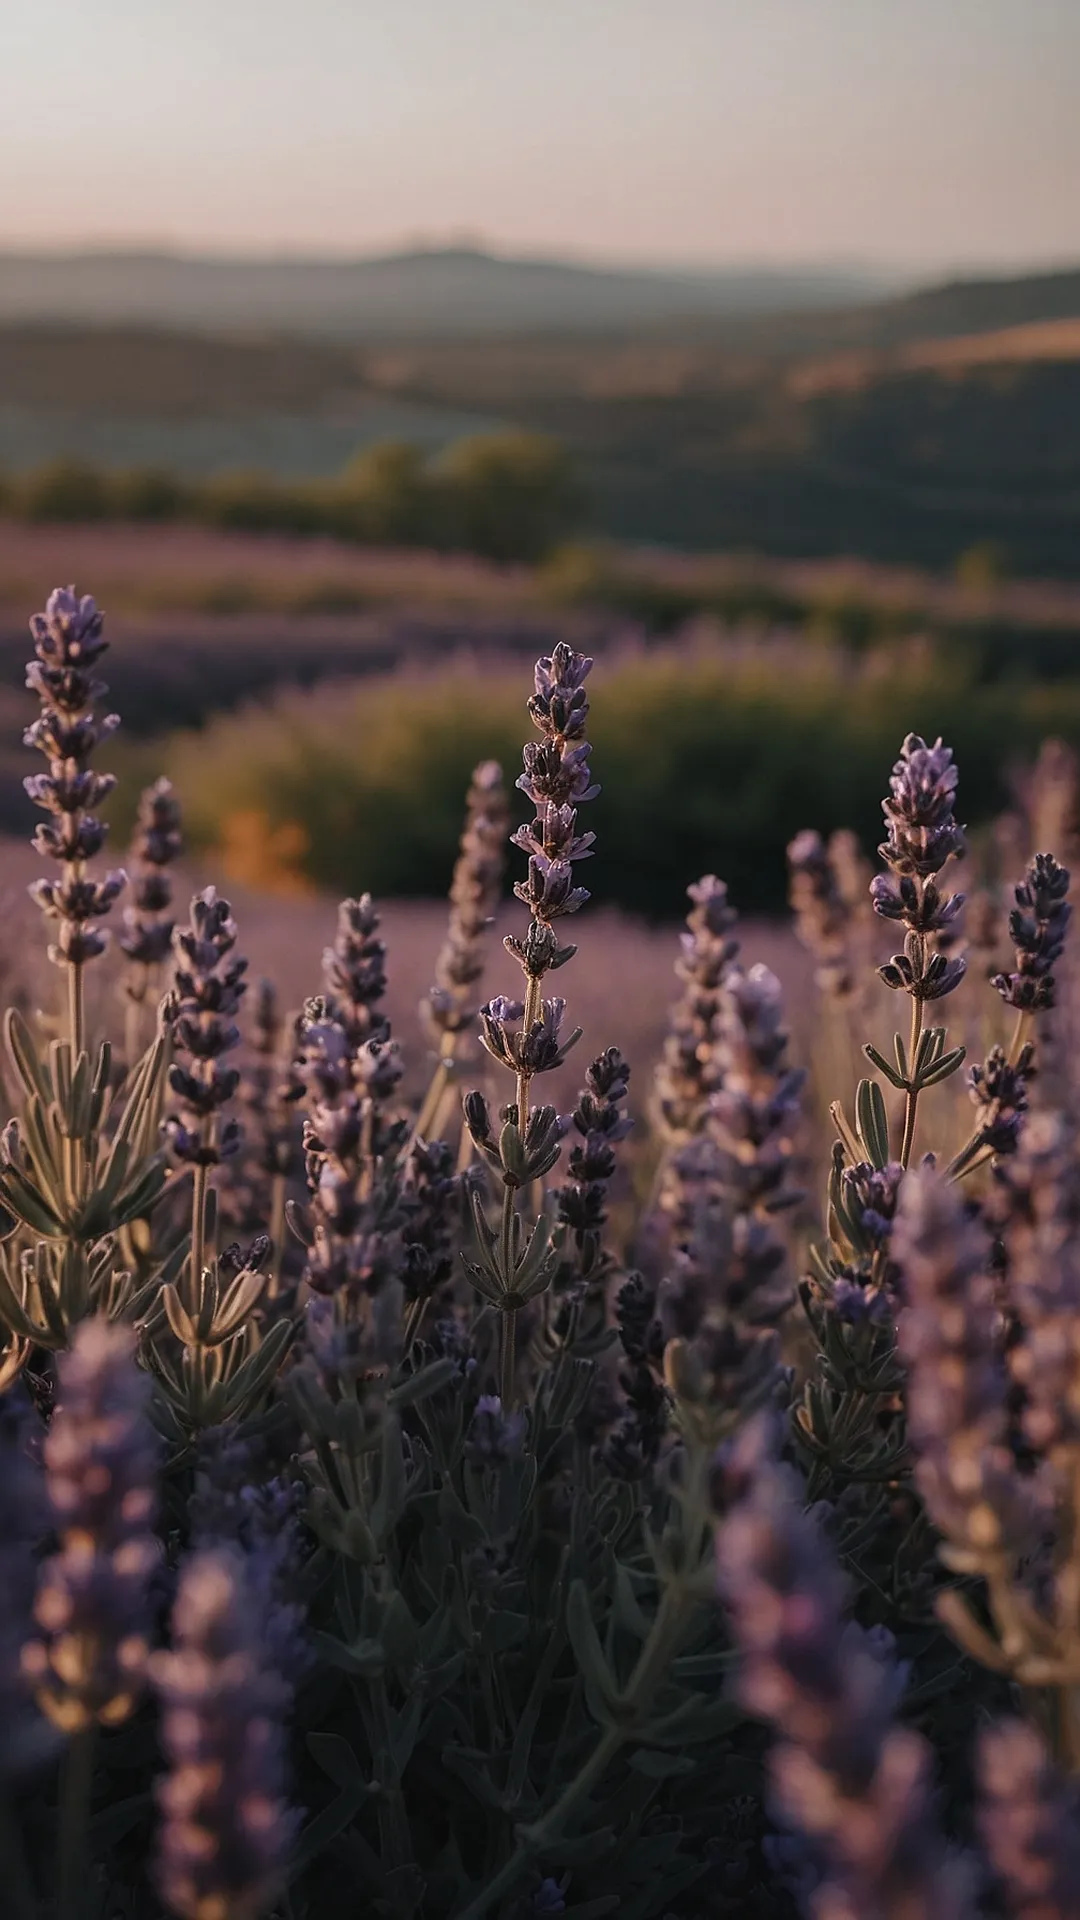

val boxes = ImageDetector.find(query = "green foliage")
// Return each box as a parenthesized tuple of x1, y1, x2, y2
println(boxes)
(1, 430, 586, 564)
(436, 431, 582, 563)
(154, 646, 1080, 917)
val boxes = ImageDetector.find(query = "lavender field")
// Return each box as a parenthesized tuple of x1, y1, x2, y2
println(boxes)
(4, 566, 1080, 1920)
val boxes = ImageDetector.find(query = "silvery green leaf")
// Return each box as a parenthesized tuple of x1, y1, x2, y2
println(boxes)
(210, 1265, 265, 1342)
(387, 1355, 459, 1409)
(566, 1579, 622, 1722)
(862, 1042, 907, 1090)
(461, 1259, 504, 1307)
(0, 1167, 63, 1236)
(161, 1282, 198, 1347)
(855, 1078, 890, 1169)
(918, 1045, 967, 1087)
(66, 1049, 93, 1139)
(829, 1099, 862, 1165)
(4, 1008, 50, 1105)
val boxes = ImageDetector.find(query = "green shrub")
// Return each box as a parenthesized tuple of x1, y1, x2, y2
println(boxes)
(153, 644, 1080, 917)
(16, 458, 113, 521)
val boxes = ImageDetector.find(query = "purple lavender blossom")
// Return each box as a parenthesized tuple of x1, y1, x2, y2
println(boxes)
(872, 734, 967, 1005)
(893, 1166, 1032, 1572)
(400, 1135, 462, 1314)
(992, 852, 1072, 1013)
(555, 1046, 632, 1278)
(22, 1319, 160, 1732)
(659, 957, 803, 1443)
(165, 888, 248, 1166)
(966, 1043, 1035, 1159)
(120, 776, 183, 973)
(716, 1415, 975, 1920)
(787, 829, 856, 999)
(23, 586, 126, 975)
(603, 1273, 668, 1481)
(322, 894, 391, 1048)
(189, 1427, 310, 1690)
(977, 1718, 1080, 1920)
(152, 1547, 299, 1920)
(464, 1393, 526, 1467)
(652, 876, 740, 1140)
(425, 759, 509, 1045)
(997, 1110, 1080, 1467)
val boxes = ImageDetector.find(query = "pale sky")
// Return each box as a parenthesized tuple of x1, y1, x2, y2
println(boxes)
(2, 0, 1078, 270)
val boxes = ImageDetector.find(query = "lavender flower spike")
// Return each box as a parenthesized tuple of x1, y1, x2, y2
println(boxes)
(153, 1546, 299, 1920)
(120, 776, 183, 974)
(992, 852, 1072, 1013)
(716, 1414, 975, 1920)
(893, 1165, 1031, 1575)
(424, 759, 509, 1048)
(22, 1318, 160, 1732)
(978, 1719, 1080, 1920)
(23, 587, 126, 1042)
(871, 732, 966, 1004)
(166, 889, 248, 1168)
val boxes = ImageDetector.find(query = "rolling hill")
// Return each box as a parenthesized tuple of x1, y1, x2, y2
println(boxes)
(0, 245, 888, 338)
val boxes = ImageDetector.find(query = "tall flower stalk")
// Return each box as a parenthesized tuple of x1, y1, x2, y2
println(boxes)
(464, 643, 598, 1408)
(24, 587, 126, 1057)
(166, 889, 248, 1306)
(716, 1414, 975, 1920)
(867, 733, 967, 1168)
(978, 1718, 1080, 1919)
(661, 958, 804, 1449)
(293, 891, 407, 1374)
(120, 777, 182, 1065)
(417, 759, 508, 1146)
(152, 1547, 299, 1920)
(22, 1320, 159, 1920)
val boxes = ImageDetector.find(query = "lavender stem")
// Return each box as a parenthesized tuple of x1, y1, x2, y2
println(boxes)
(0, 1798, 37, 1920)
(900, 983, 925, 1168)
(67, 958, 84, 1058)
(58, 1723, 96, 1920)
(190, 1159, 209, 1313)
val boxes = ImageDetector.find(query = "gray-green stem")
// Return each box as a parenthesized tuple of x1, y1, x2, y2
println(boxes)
(411, 1044, 456, 1152)
(499, 1301, 517, 1410)
(0, 1795, 38, 1920)
(57, 1723, 96, 1920)
(899, 986, 925, 1169)
(189, 1160, 209, 1314)
(67, 957, 85, 1060)
(269, 1170, 287, 1298)
(499, 1179, 518, 1407)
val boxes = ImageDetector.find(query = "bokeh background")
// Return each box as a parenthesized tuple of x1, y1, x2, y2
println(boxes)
(3, 0, 1080, 924)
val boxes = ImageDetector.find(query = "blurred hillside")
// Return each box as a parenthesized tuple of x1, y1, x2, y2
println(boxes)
(1, 256, 1079, 573)
(0, 245, 889, 335)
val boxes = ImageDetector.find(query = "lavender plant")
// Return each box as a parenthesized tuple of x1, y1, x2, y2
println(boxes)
(23, 587, 125, 1054)
(717, 1413, 976, 1920)
(22, 1318, 160, 1919)
(417, 757, 509, 1143)
(463, 642, 597, 1406)
(119, 775, 182, 1064)
(152, 1547, 299, 1920)
(10, 580, 1080, 1918)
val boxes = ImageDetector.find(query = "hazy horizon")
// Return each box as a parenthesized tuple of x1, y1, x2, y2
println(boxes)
(4, 1, 1078, 276)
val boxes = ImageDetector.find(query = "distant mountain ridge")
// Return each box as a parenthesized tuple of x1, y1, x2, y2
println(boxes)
(0, 244, 890, 337)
